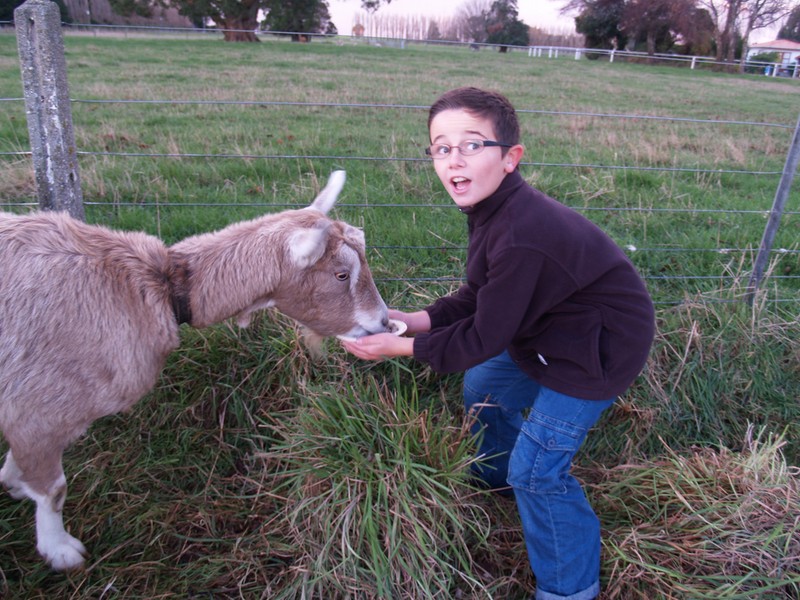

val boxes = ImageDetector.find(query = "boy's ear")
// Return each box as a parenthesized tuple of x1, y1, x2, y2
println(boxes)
(504, 144, 525, 173)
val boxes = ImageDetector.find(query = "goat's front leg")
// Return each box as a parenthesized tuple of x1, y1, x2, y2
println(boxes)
(32, 473, 87, 570)
(1, 450, 87, 570)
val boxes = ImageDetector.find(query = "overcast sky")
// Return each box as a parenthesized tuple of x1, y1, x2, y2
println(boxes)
(328, 0, 578, 34)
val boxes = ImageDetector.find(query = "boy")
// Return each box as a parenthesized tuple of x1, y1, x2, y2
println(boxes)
(342, 87, 655, 600)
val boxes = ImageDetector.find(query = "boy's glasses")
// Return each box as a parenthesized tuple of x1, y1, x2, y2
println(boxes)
(425, 139, 512, 159)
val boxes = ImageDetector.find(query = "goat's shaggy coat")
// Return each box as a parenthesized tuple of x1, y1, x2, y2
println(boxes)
(0, 171, 388, 570)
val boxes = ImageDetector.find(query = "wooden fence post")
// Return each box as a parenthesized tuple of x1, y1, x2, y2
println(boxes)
(746, 113, 800, 304)
(15, 0, 85, 220)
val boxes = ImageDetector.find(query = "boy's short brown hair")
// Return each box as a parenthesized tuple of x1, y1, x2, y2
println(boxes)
(428, 87, 521, 150)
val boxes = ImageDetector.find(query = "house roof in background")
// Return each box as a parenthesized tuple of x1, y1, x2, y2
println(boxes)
(750, 39, 800, 51)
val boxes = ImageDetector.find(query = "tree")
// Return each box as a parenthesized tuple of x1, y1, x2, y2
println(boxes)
(167, 0, 261, 41)
(455, 0, 492, 43)
(569, 0, 628, 51)
(738, 0, 796, 70)
(778, 3, 800, 40)
(1, 0, 71, 22)
(359, 0, 393, 11)
(486, 0, 530, 51)
(622, 0, 679, 55)
(621, 0, 704, 56)
(675, 6, 716, 55)
(563, 0, 740, 58)
(117, 0, 340, 42)
(262, 0, 336, 41)
(427, 20, 442, 40)
(697, 0, 795, 66)
(696, 0, 745, 61)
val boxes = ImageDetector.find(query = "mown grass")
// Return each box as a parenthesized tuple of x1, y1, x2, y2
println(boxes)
(0, 31, 799, 598)
(2, 35, 798, 305)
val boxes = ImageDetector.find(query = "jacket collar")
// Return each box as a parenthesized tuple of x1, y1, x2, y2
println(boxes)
(460, 170, 526, 227)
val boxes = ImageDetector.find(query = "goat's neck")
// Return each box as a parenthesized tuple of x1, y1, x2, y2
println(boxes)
(169, 218, 283, 329)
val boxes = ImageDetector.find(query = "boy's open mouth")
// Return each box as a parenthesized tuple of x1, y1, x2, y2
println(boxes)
(452, 176, 470, 191)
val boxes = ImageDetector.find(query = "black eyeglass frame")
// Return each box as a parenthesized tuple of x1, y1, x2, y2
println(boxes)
(425, 139, 513, 159)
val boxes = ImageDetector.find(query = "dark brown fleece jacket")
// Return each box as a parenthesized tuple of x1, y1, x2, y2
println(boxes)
(413, 170, 655, 400)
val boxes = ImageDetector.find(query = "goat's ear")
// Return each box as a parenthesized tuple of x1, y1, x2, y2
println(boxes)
(287, 223, 331, 268)
(307, 170, 346, 215)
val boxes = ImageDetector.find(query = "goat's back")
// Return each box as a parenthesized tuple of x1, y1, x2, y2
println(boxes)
(0, 211, 180, 443)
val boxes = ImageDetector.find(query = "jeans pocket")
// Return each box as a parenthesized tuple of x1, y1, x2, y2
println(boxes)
(507, 411, 584, 495)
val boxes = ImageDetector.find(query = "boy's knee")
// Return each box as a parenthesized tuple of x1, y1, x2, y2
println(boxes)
(507, 413, 584, 494)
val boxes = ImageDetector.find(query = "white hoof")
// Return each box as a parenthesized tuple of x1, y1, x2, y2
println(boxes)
(39, 532, 88, 571)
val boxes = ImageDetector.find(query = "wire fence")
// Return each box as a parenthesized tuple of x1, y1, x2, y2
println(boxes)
(1, 17, 799, 309)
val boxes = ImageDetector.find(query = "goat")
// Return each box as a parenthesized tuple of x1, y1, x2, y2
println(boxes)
(0, 170, 389, 571)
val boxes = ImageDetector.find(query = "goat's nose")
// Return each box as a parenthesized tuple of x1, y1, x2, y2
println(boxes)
(381, 316, 390, 329)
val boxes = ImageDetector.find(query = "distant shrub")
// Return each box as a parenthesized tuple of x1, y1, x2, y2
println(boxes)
(746, 51, 779, 74)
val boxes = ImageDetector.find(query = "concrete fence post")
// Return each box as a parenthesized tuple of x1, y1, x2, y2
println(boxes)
(746, 113, 800, 304)
(15, 0, 84, 220)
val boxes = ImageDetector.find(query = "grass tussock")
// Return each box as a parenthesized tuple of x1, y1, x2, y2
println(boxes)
(590, 278, 800, 467)
(252, 366, 491, 599)
(594, 426, 800, 598)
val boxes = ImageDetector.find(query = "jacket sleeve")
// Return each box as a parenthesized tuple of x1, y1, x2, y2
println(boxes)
(425, 283, 477, 329)
(415, 247, 555, 373)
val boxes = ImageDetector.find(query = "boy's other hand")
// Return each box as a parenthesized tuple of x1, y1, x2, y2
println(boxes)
(387, 309, 431, 335)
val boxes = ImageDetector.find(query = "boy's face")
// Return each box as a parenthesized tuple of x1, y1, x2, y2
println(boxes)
(429, 109, 524, 210)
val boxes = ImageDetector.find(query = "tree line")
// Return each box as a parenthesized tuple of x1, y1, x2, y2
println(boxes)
(1, 0, 528, 44)
(346, 1, 581, 50)
(1, 0, 556, 46)
(565, 0, 800, 66)
(3, 0, 798, 57)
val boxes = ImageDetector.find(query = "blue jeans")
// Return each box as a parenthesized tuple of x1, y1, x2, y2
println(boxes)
(463, 351, 614, 600)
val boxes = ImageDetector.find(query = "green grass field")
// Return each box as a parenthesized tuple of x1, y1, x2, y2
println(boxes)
(0, 31, 799, 598)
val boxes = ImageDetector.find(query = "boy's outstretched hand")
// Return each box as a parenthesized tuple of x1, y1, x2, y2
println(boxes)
(340, 333, 414, 361)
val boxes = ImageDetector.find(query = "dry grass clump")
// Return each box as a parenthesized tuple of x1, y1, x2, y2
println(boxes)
(0, 158, 35, 202)
(626, 290, 800, 465)
(589, 427, 800, 598)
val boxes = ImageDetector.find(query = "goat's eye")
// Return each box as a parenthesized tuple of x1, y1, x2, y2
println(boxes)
(335, 271, 349, 281)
